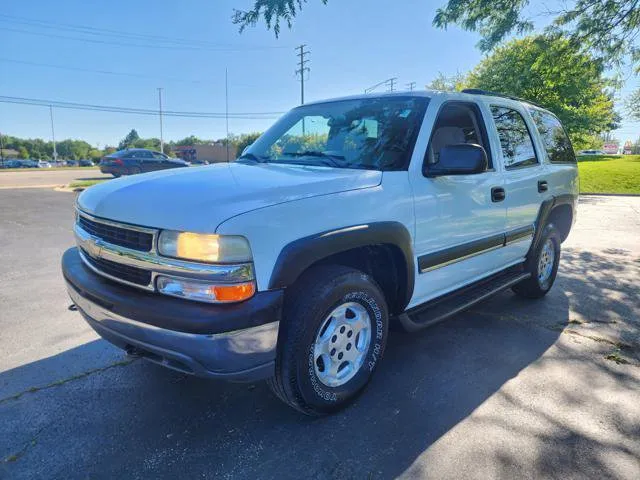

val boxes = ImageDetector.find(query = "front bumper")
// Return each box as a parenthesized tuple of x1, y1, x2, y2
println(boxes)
(63, 247, 282, 382)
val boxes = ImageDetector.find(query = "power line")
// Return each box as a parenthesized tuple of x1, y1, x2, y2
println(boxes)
(0, 14, 292, 51)
(2, 26, 291, 52)
(0, 96, 284, 119)
(295, 44, 310, 105)
(365, 77, 398, 94)
(406, 82, 416, 91)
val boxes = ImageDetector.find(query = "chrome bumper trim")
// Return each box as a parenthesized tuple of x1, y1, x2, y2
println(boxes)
(74, 223, 254, 292)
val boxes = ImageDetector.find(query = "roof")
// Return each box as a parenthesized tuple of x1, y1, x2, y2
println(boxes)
(300, 89, 550, 113)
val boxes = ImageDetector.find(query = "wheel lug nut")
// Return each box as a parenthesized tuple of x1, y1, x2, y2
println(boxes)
(331, 335, 337, 343)
(346, 343, 352, 350)
(347, 331, 353, 338)
(340, 326, 346, 333)
(330, 348, 336, 356)
(338, 352, 343, 360)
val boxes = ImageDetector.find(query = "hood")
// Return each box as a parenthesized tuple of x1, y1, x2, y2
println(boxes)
(78, 162, 382, 232)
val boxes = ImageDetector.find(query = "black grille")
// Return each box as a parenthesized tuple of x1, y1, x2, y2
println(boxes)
(81, 249, 152, 287)
(78, 215, 153, 251)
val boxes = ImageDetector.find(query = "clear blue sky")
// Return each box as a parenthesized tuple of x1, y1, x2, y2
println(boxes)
(1, 0, 638, 148)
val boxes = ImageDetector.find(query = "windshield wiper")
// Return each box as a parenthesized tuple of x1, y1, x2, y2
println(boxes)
(281, 151, 346, 167)
(237, 153, 269, 163)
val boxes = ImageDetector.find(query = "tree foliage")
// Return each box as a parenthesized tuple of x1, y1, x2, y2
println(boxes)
(627, 88, 640, 121)
(235, 132, 263, 157)
(426, 72, 467, 92)
(434, 0, 640, 70)
(118, 129, 140, 150)
(465, 35, 618, 144)
(232, 0, 327, 36)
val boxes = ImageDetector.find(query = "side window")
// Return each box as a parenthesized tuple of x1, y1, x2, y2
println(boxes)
(528, 109, 576, 163)
(152, 152, 167, 160)
(425, 102, 492, 168)
(490, 106, 538, 169)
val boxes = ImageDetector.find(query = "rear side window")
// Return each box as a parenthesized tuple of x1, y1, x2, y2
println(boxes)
(490, 106, 538, 169)
(528, 109, 576, 163)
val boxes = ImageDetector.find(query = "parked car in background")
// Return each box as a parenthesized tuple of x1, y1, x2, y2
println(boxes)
(99, 149, 189, 177)
(66, 160, 79, 167)
(38, 161, 52, 168)
(21, 160, 39, 168)
(4, 160, 23, 168)
(578, 149, 605, 156)
(79, 159, 94, 167)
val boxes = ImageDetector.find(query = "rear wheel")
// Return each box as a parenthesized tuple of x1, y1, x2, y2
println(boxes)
(268, 265, 389, 415)
(512, 224, 561, 299)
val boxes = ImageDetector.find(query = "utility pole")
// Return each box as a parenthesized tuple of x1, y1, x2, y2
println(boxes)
(295, 44, 310, 105)
(225, 68, 230, 162)
(157, 88, 164, 154)
(0, 131, 4, 167)
(406, 82, 416, 91)
(365, 77, 399, 94)
(49, 105, 57, 162)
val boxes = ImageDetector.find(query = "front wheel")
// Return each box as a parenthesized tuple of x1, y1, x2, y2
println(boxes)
(512, 224, 561, 299)
(268, 265, 389, 416)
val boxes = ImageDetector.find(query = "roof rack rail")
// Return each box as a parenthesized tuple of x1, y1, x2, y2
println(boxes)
(460, 89, 545, 109)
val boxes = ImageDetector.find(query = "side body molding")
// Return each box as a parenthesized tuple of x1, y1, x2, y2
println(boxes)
(268, 222, 415, 307)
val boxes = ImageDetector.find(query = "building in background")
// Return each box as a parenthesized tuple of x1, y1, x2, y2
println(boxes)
(173, 143, 237, 164)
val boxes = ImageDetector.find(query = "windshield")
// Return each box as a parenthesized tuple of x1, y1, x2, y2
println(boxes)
(241, 96, 429, 170)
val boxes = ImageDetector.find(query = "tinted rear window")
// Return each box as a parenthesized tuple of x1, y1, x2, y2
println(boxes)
(528, 109, 576, 164)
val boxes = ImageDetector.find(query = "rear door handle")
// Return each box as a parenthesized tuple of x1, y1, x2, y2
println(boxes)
(538, 180, 548, 192)
(491, 187, 506, 202)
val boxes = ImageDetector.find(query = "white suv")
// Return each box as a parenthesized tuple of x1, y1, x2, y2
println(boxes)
(62, 90, 578, 415)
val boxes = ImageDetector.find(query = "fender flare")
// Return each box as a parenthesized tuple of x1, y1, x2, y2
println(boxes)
(268, 221, 415, 308)
(527, 193, 577, 260)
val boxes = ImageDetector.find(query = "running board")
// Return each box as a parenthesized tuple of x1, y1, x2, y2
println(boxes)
(398, 266, 530, 332)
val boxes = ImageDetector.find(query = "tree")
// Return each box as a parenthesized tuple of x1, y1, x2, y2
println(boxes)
(426, 72, 467, 92)
(18, 146, 29, 159)
(235, 132, 263, 157)
(433, 0, 640, 70)
(465, 35, 618, 144)
(627, 89, 640, 121)
(118, 129, 140, 150)
(175, 135, 204, 146)
(232, 0, 327, 36)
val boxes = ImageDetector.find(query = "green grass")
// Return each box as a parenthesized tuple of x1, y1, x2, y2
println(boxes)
(577, 155, 640, 194)
(68, 179, 106, 188)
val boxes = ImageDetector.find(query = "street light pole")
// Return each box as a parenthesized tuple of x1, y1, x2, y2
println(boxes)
(225, 68, 230, 162)
(157, 88, 164, 154)
(49, 105, 57, 162)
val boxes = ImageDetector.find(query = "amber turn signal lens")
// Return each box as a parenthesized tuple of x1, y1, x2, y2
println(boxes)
(213, 282, 256, 302)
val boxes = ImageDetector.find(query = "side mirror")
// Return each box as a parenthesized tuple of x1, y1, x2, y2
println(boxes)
(425, 144, 488, 177)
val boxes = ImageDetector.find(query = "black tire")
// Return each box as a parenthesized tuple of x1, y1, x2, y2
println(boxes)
(112, 173, 121, 178)
(129, 167, 141, 175)
(512, 223, 561, 299)
(268, 265, 389, 416)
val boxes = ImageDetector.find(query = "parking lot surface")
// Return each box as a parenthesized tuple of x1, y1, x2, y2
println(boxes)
(0, 189, 638, 479)
(0, 169, 109, 189)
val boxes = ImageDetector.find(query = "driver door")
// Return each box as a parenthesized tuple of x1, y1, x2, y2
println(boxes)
(409, 99, 508, 306)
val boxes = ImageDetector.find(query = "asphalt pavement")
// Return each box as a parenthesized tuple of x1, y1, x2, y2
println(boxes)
(0, 168, 110, 189)
(0, 189, 638, 479)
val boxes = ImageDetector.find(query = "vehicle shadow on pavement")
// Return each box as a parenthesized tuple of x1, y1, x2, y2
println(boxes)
(1, 250, 638, 479)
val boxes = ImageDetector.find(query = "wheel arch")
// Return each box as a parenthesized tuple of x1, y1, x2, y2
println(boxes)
(527, 194, 576, 260)
(268, 222, 415, 314)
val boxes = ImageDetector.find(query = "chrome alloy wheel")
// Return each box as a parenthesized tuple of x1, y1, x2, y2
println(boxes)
(313, 302, 372, 388)
(538, 238, 555, 285)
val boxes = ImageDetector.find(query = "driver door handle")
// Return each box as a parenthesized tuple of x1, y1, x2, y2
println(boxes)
(491, 187, 506, 202)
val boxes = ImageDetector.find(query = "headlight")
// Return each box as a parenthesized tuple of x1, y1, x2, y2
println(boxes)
(158, 231, 252, 263)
